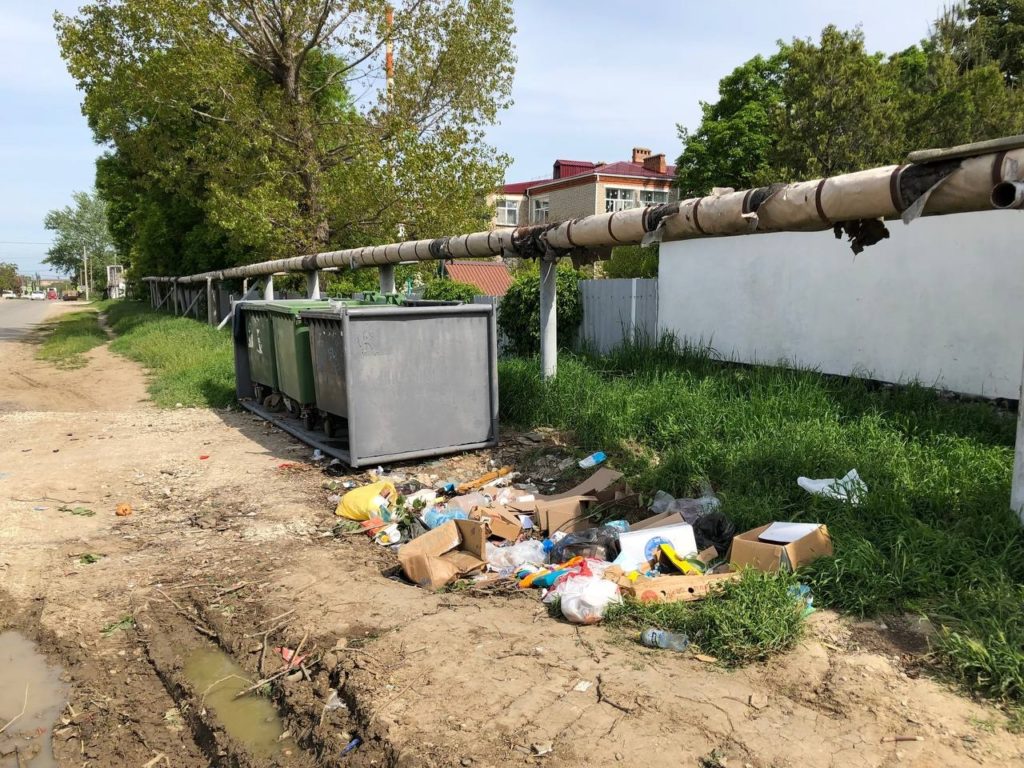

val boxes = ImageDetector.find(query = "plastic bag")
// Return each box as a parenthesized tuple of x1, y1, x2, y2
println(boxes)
(649, 488, 720, 524)
(797, 469, 866, 505)
(558, 575, 622, 624)
(693, 512, 736, 556)
(487, 540, 547, 571)
(550, 526, 622, 563)
(335, 481, 397, 520)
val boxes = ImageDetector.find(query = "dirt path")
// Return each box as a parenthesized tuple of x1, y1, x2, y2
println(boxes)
(1, 311, 1022, 768)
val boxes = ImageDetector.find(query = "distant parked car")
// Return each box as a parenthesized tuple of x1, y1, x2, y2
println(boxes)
(62, 291, 80, 302)
(46, 288, 58, 300)
(29, 291, 45, 300)
(1, 290, 15, 299)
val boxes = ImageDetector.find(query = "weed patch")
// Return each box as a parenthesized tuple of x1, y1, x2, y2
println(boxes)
(500, 336, 1024, 701)
(606, 570, 805, 665)
(37, 309, 106, 368)
(104, 301, 235, 408)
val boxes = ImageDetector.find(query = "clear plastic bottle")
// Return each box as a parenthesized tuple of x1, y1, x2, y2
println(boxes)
(578, 451, 606, 469)
(640, 628, 690, 652)
(423, 507, 469, 529)
(446, 492, 492, 514)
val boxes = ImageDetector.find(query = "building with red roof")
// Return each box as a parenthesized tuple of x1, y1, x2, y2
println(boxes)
(492, 147, 677, 230)
(443, 261, 514, 297)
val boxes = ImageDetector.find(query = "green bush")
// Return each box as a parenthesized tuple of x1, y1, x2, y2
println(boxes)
(422, 279, 478, 302)
(497, 262, 583, 357)
(603, 244, 659, 279)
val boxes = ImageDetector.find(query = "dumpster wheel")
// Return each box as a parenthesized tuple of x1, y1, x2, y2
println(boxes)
(253, 384, 266, 404)
(323, 414, 338, 440)
(302, 410, 317, 431)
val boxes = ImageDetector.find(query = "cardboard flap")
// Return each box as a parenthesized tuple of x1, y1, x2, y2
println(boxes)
(470, 506, 523, 541)
(398, 519, 488, 590)
(543, 468, 627, 502)
(783, 524, 833, 567)
(730, 522, 833, 572)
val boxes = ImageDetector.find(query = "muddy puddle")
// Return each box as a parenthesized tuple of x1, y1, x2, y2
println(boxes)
(183, 646, 290, 758)
(0, 631, 68, 768)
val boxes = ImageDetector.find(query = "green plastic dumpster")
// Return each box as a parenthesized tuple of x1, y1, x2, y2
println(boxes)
(242, 303, 279, 400)
(264, 301, 330, 426)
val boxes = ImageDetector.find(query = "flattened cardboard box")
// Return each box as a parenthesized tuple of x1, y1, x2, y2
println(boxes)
(398, 518, 487, 590)
(619, 571, 741, 603)
(507, 496, 594, 534)
(729, 523, 832, 572)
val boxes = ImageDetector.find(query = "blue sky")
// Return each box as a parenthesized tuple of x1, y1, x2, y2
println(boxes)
(1, 0, 945, 276)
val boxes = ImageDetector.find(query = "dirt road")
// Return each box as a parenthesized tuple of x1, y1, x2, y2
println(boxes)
(1, 306, 1022, 768)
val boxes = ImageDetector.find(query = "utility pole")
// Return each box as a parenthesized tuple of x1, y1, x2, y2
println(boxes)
(82, 246, 90, 302)
(379, 4, 399, 293)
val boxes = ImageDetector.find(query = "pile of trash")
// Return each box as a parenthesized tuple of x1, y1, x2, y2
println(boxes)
(332, 457, 855, 627)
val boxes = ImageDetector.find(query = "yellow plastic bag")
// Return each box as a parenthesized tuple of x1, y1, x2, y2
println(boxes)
(336, 481, 397, 520)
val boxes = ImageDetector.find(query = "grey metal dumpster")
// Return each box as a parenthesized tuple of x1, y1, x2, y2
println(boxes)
(300, 303, 498, 467)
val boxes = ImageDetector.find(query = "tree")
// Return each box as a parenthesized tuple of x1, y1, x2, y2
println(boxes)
(0, 262, 19, 293)
(602, 245, 658, 279)
(57, 0, 516, 277)
(43, 190, 117, 289)
(934, 0, 1024, 86)
(675, 55, 784, 197)
(423, 279, 479, 302)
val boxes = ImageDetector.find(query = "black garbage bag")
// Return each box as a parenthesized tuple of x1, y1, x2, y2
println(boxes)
(551, 525, 622, 563)
(693, 512, 735, 557)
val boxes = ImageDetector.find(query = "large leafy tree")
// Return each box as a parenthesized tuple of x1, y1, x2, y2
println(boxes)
(0, 263, 20, 293)
(57, 0, 515, 276)
(935, 0, 1024, 86)
(43, 190, 117, 288)
(676, 20, 1024, 195)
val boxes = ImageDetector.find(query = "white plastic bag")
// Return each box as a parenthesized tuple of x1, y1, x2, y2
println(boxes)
(558, 575, 622, 625)
(486, 539, 547, 571)
(797, 469, 867, 505)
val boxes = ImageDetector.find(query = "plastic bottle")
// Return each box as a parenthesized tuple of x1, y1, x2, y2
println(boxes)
(447, 492, 492, 514)
(422, 506, 469, 529)
(640, 628, 690, 652)
(578, 451, 606, 469)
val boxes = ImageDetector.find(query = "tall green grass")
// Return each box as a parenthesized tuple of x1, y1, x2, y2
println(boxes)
(36, 309, 107, 368)
(500, 336, 1024, 702)
(105, 301, 235, 408)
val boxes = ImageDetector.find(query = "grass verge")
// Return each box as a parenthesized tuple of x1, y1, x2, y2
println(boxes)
(105, 300, 235, 408)
(36, 308, 107, 368)
(500, 335, 1024, 703)
(606, 570, 806, 665)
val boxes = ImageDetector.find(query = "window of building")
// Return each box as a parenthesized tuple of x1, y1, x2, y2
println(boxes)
(495, 197, 518, 226)
(605, 187, 638, 212)
(640, 190, 670, 205)
(532, 197, 549, 224)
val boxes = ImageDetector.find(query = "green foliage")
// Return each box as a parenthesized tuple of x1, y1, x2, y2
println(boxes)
(43, 190, 116, 287)
(497, 263, 583, 357)
(58, 0, 516, 278)
(422, 279, 478, 302)
(499, 336, 1024, 701)
(0, 262, 20, 292)
(935, 0, 1024, 86)
(676, 20, 1024, 194)
(105, 301, 235, 408)
(37, 310, 108, 369)
(602, 246, 658, 279)
(606, 570, 806, 665)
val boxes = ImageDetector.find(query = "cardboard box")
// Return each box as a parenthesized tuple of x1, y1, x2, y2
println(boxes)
(544, 468, 632, 505)
(397, 518, 487, 590)
(630, 510, 688, 531)
(507, 495, 594, 534)
(729, 523, 832, 572)
(612, 568, 741, 603)
(470, 506, 523, 541)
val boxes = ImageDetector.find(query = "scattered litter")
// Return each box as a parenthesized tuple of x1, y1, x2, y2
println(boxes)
(199, 455, 210, 460)
(640, 628, 690, 651)
(341, 737, 362, 756)
(797, 469, 866, 504)
(116, 503, 133, 517)
(32, 505, 48, 511)
(578, 451, 606, 469)
(557, 572, 621, 625)
(336, 481, 396, 521)
(273, 646, 307, 669)
(731, 523, 832, 571)
(311, 449, 324, 462)
(573, 680, 593, 693)
(60, 506, 95, 517)
(694, 653, 718, 664)
(880, 735, 924, 743)
(531, 742, 553, 757)
(324, 690, 348, 713)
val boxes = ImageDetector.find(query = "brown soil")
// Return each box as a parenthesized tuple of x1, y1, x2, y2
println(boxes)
(1, 310, 1023, 768)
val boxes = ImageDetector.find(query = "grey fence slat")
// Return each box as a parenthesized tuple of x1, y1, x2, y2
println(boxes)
(577, 278, 658, 354)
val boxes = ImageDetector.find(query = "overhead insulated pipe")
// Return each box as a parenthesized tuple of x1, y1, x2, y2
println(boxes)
(144, 135, 1024, 285)
(992, 180, 1024, 209)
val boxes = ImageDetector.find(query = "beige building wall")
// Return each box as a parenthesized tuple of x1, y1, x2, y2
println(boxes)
(489, 192, 526, 230)
(596, 179, 678, 213)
